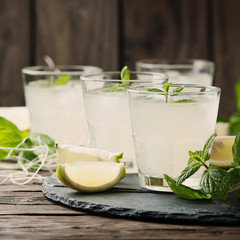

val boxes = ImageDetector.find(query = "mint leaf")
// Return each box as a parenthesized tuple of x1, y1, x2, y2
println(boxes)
(200, 166, 234, 200)
(28, 133, 55, 147)
(18, 133, 56, 172)
(177, 161, 202, 184)
(120, 66, 130, 81)
(202, 134, 216, 162)
(232, 132, 240, 166)
(120, 66, 130, 87)
(0, 117, 23, 160)
(147, 88, 163, 92)
(102, 86, 126, 92)
(228, 167, 240, 186)
(164, 174, 211, 200)
(173, 99, 197, 103)
(54, 75, 70, 86)
(172, 86, 184, 93)
(164, 82, 171, 93)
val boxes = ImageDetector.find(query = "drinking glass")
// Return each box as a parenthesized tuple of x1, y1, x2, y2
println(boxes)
(22, 65, 102, 145)
(136, 59, 214, 86)
(81, 71, 168, 173)
(127, 84, 220, 191)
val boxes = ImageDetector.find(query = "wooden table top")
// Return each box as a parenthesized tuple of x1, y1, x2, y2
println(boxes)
(1, 172, 240, 240)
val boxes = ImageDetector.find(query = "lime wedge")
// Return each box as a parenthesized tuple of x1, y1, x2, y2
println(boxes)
(56, 144, 123, 164)
(210, 136, 235, 169)
(56, 162, 125, 192)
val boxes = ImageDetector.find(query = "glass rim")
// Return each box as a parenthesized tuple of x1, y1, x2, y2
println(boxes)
(80, 71, 168, 82)
(22, 65, 102, 76)
(135, 59, 214, 70)
(127, 84, 221, 96)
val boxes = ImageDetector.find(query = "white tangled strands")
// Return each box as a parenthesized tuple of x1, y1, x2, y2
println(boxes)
(0, 136, 57, 185)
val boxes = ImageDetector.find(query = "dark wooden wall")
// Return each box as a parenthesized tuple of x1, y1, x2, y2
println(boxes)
(0, 0, 240, 118)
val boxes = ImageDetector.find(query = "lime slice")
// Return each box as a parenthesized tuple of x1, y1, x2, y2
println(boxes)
(210, 136, 235, 169)
(56, 162, 125, 192)
(56, 144, 123, 164)
(215, 122, 229, 136)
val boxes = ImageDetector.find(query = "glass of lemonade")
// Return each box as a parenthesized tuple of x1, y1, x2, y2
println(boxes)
(22, 65, 102, 145)
(81, 71, 168, 173)
(136, 59, 214, 86)
(127, 84, 220, 191)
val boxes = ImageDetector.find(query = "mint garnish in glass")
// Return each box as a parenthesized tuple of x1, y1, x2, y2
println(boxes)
(103, 66, 130, 92)
(147, 83, 197, 103)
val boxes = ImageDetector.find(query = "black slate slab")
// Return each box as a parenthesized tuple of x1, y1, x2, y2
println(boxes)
(42, 174, 240, 225)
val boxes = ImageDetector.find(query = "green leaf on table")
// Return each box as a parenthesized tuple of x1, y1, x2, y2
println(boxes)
(54, 75, 70, 86)
(0, 117, 23, 160)
(18, 133, 56, 172)
(28, 133, 55, 147)
(202, 133, 216, 162)
(200, 166, 234, 200)
(232, 132, 240, 167)
(164, 174, 211, 200)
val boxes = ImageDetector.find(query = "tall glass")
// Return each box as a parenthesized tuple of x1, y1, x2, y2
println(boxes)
(22, 65, 102, 145)
(81, 72, 168, 173)
(127, 84, 220, 191)
(136, 59, 214, 86)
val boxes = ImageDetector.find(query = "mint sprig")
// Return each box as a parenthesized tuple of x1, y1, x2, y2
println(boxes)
(165, 132, 240, 200)
(0, 116, 56, 172)
(54, 75, 70, 86)
(147, 83, 195, 103)
(102, 66, 131, 92)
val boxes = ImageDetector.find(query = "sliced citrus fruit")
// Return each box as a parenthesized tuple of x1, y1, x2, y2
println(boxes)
(56, 144, 123, 164)
(215, 122, 229, 136)
(56, 161, 125, 192)
(210, 136, 235, 169)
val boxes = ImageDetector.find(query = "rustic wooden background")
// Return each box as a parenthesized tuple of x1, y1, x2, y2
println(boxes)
(0, 0, 240, 118)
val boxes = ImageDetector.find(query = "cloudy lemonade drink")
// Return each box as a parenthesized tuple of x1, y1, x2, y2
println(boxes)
(22, 65, 102, 145)
(127, 84, 220, 191)
(81, 71, 168, 173)
(24, 81, 88, 145)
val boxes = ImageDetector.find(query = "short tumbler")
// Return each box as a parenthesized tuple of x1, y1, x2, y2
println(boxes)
(22, 65, 102, 145)
(127, 84, 220, 191)
(81, 71, 168, 173)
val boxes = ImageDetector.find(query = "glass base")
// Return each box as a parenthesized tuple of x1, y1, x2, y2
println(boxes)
(138, 172, 201, 192)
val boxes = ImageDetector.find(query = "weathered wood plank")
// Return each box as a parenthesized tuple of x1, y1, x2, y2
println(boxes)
(35, 0, 119, 70)
(0, 0, 30, 106)
(212, 0, 240, 118)
(0, 204, 86, 215)
(0, 215, 240, 240)
(122, 0, 209, 69)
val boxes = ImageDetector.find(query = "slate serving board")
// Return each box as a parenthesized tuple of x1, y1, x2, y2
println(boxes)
(42, 174, 240, 225)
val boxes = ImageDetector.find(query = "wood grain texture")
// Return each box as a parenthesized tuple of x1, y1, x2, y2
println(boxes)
(35, 0, 119, 71)
(0, 0, 30, 106)
(212, 0, 240, 118)
(121, 0, 210, 69)
(0, 175, 240, 239)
